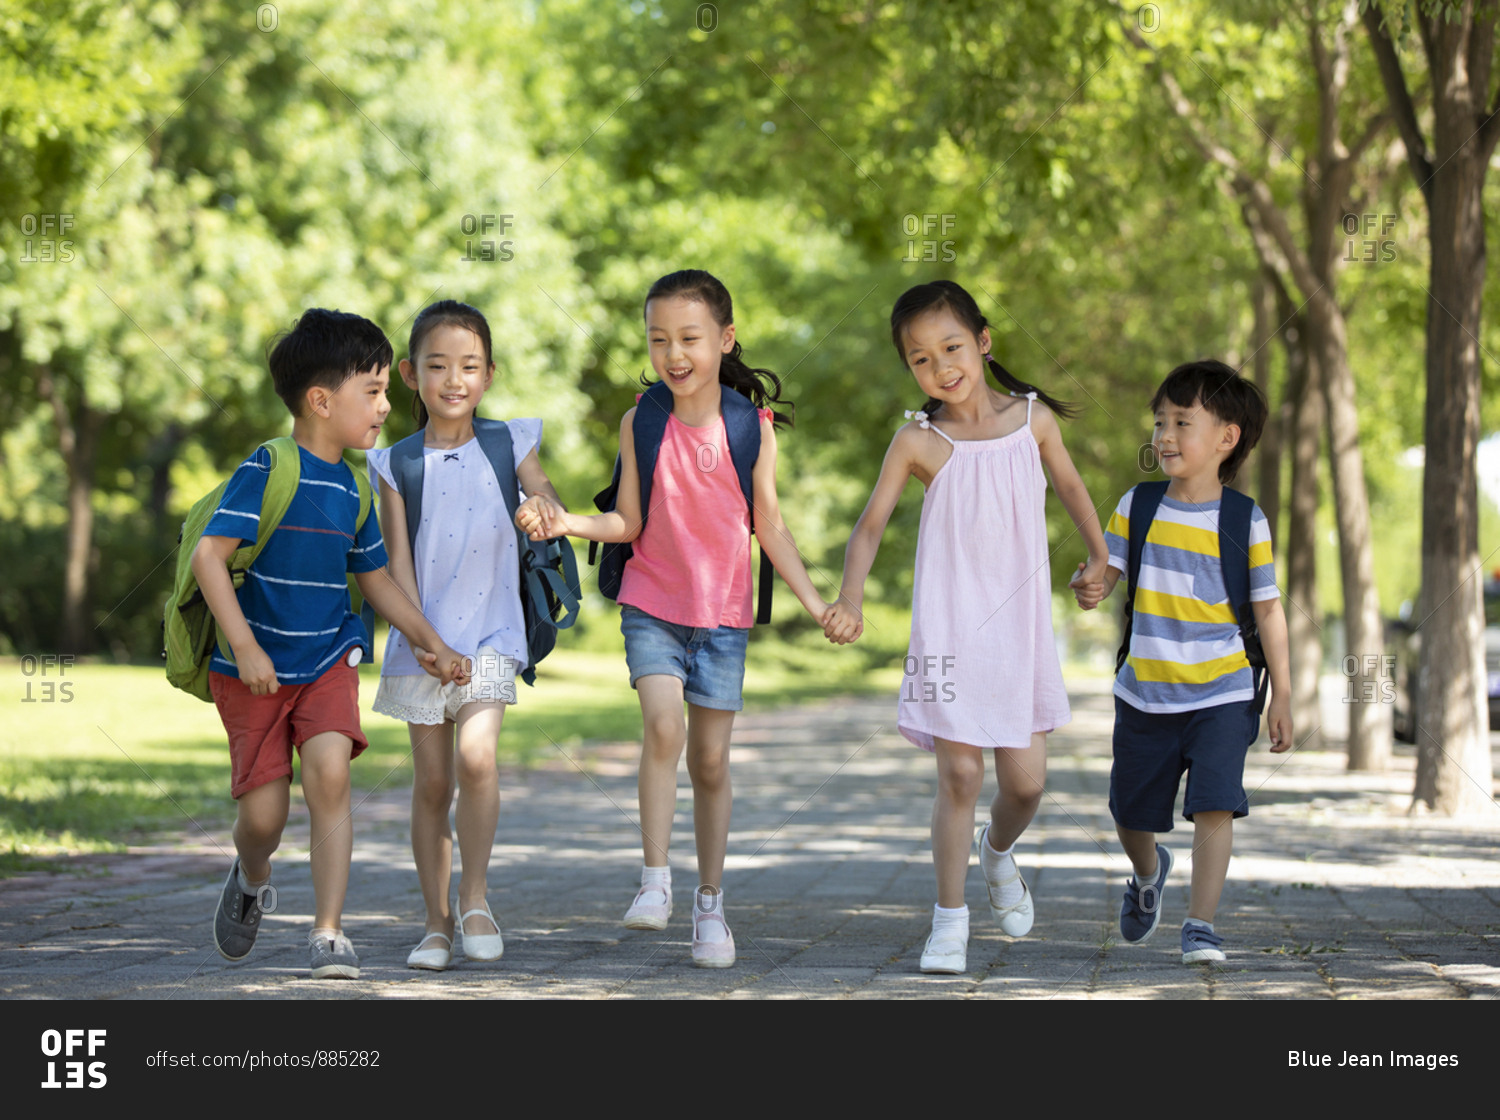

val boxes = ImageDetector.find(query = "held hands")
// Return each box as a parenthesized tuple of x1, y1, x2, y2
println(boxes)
(414, 643, 472, 687)
(1069, 556, 1110, 611)
(1266, 697, 1293, 754)
(824, 597, 864, 645)
(516, 495, 565, 541)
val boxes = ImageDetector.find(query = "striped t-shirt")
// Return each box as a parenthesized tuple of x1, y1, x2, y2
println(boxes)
(1105, 486, 1278, 714)
(203, 444, 388, 684)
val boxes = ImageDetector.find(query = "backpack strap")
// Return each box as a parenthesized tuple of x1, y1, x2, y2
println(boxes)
(632, 380, 677, 521)
(1218, 486, 1268, 713)
(1114, 481, 1168, 675)
(387, 429, 430, 551)
(718, 385, 774, 626)
(244, 436, 302, 570)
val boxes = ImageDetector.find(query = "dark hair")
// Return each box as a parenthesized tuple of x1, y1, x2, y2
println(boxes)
(405, 300, 494, 427)
(267, 308, 393, 416)
(1149, 359, 1267, 485)
(889, 280, 1077, 420)
(643, 269, 793, 427)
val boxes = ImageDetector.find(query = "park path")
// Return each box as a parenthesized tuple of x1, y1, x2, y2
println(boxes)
(1, 680, 1497, 999)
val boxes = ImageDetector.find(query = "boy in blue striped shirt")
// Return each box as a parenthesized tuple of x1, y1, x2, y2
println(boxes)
(192, 309, 470, 979)
(1071, 360, 1292, 964)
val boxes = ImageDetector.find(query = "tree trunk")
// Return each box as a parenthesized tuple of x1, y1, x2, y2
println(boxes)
(1251, 268, 1282, 548)
(1279, 306, 1323, 752)
(42, 370, 98, 654)
(1412, 9, 1497, 813)
(1307, 296, 1392, 769)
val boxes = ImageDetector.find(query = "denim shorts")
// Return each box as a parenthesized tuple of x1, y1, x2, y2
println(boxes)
(1109, 696, 1260, 832)
(620, 605, 749, 711)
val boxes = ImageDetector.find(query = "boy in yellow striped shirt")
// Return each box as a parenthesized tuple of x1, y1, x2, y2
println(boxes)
(1072, 360, 1291, 963)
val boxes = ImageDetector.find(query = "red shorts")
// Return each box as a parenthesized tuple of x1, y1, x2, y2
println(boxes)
(210, 661, 368, 798)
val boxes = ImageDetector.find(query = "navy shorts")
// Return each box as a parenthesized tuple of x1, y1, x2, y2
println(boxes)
(620, 605, 749, 712)
(1109, 696, 1260, 832)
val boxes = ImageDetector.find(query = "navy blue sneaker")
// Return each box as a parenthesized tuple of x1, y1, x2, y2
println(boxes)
(1181, 921, 1226, 963)
(1119, 844, 1172, 943)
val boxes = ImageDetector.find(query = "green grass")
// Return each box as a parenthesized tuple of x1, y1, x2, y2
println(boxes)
(0, 646, 897, 876)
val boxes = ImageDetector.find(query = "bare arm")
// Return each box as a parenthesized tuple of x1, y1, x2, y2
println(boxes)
(354, 567, 469, 685)
(376, 476, 423, 615)
(1033, 406, 1109, 573)
(750, 416, 833, 625)
(520, 409, 642, 543)
(513, 445, 569, 537)
(1253, 595, 1293, 752)
(191, 534, 279, 695)
(827, 425, 923, 643)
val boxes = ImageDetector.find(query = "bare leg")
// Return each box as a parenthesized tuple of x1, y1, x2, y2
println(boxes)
(636, 675, 687, 868)
(1187, 811, 1233, 922)
(453, 701, 504, 933)
(1116, 825, 1161, 880)
(299, 731, 355, 932)
(685, 704, 736, 888)
(931, 738, 985, 909)
(984, 732, 1047, 851)
(409, 720, 457, 936)
(234, 777, 290, 883)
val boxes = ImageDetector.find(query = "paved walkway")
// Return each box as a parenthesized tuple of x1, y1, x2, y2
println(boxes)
(2, 681, 1497, 999)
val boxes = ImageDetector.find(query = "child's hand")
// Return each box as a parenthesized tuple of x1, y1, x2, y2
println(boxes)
(235, 642, 280, 696)
(824, 599, 864, 645)
(1266, 697, 1293, 753)
(1069, 558, 1109, 610)
(418, 643, 472, 687)
(516, 495, 565, 540)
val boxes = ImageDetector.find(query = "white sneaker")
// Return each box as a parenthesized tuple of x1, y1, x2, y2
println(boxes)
(920, 926, 968, 974)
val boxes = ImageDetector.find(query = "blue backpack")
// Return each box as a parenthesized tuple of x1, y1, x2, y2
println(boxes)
(381, 419, 581, 685)
(1115, 480, 1268, 713)
(589, 380, 773, 624)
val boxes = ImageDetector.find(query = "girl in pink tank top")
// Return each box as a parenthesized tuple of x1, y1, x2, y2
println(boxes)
(516, 270, 835, 968)
(826, 281, 1110, 974)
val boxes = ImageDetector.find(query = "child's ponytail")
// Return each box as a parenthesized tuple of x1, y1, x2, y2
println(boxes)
(643, 270, 794, 428)
(891, 280, 1078, 421)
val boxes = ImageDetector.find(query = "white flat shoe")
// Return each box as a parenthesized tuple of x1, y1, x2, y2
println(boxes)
(979, 822, 1035, 938)
(458, 902, 504, 961)
(406, 931, 452, 971)
(919, 929, 968, 974)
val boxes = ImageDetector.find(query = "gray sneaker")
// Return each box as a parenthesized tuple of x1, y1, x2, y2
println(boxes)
(309, 930, 360, 979)
(213, 859, 264, 962)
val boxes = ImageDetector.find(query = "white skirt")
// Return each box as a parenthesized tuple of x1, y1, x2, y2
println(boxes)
(372, 645, 519, 725)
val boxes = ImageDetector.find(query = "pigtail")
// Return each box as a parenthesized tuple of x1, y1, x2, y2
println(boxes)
(641, 268, 795, 428)
(891, 280, 1078, 422)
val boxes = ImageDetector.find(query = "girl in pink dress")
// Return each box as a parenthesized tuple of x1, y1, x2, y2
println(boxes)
(826, 280, 1109, 974)
(517, 270, 835, 967)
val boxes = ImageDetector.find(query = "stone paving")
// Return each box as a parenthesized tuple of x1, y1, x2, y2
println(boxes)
(2, 680, 1497, 999)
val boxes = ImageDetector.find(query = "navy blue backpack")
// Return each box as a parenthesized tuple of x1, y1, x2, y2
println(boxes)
(379, 419, 581, 685)
(589, 380, 774, 625)
(1115, 480, 1268, 713)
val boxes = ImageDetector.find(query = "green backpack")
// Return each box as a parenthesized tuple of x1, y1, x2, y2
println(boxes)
(163, 436, 372, 701)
